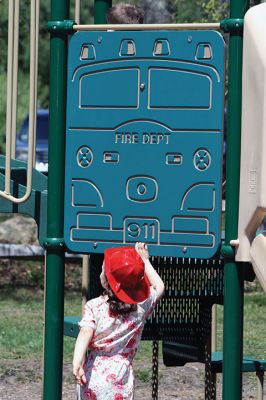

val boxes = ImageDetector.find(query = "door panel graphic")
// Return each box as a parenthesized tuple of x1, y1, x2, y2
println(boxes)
(64, 30, 225, 258)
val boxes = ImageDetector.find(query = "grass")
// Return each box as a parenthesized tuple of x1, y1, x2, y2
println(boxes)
(214, 285, 266, 392)
(243, 291, 266, 359)
(135, 369, 151, 382)
(0, 287, 81, 364)
(215, 285, 266, 359)
(0, 283, 265, 387)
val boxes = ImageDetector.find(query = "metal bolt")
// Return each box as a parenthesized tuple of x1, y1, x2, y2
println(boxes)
(140, 83, 145, 91)
(97, 36, 103, 43)
(182, 247, 187, 253)
(93, 242, 98, 249)
(187, 36, 192, 43)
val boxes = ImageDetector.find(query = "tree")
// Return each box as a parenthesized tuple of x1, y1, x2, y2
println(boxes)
(174, 0, 229, 23)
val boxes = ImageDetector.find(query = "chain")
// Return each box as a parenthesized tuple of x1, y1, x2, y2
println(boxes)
(204, 339, 216, 400)
(152, 340, 159, 399)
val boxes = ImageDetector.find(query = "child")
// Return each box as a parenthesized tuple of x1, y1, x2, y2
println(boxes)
(106, 3, 144, 24)
(73, 242, 164, 400)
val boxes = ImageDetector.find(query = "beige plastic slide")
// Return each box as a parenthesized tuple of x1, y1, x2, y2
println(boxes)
(234, 4, 266, 292)
(250, 234, 266, 293)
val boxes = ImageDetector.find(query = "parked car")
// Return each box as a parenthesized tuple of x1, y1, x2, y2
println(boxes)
(16, 108, 48, 173)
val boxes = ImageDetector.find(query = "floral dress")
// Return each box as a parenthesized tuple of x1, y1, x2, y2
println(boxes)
(78, 287, 157, 400)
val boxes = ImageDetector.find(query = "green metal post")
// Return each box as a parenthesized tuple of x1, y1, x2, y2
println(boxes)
(42, 0, 69, 399)
(94, 0, 112, 24)
(223, 0, 249, 399)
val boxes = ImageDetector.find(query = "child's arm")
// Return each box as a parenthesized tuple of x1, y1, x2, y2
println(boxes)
(73, 327, 94, 385)
(135, 242, 165, 300)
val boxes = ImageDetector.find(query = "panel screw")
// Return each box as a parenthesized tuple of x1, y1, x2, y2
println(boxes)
(194, 149, 211, 171)
(187, 36, 192, 43)
(77, 146, 93, 168)
(140, 83, 145, 91)
(182, 247, 187, 253)
(97, 36, 103, 43)
(93, 242, 98, 249)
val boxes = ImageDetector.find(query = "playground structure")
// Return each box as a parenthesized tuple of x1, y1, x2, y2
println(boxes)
(1, 0, 266, 400)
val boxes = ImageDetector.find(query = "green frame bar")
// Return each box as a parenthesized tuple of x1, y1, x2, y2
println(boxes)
(94, 0, 112, 24)
(223, 0, 250, 399)
(42, 1, 112, 399)
(42, 0, 69, 399)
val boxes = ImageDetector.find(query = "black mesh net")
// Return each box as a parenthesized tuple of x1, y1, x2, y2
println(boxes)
(89, 255, 223, 342)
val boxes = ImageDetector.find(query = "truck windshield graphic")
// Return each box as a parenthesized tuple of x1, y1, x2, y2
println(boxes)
(64, 30, 225, 258)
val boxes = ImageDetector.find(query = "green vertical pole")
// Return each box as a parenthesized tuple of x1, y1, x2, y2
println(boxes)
(223, 0, 249, 399)
(42, 0, 69, 399)
(94, 0, 112, 24)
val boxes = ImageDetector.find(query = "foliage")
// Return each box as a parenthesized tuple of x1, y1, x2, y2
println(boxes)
(0, 71, 30, 149)
(0, 74, 7, 144)
(135, 368, 151, 382)
(174, 0, 229, 22)
(0, 0, 94, 81)
(0, 259, 82, 290)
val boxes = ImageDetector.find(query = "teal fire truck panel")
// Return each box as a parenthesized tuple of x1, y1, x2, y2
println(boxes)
(64, 30, 225, 258)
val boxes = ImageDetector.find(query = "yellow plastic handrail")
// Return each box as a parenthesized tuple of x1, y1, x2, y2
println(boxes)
(73, 22, 220, 31)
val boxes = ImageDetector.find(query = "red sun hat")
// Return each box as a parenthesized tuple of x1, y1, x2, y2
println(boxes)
(104, 246, 150, 304)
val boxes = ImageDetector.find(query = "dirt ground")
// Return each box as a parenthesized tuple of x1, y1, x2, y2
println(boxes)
(0, 359, 263, 400)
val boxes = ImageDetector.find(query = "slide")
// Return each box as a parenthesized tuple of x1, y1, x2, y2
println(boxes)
(250, 233, 266, 293)
(234, 3, 266, 291)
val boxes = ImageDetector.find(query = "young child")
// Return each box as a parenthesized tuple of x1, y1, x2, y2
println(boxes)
(73, 242, 164, 400)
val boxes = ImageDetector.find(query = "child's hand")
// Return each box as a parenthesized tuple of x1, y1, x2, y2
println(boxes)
(73, 363, 87, 386)
(135, 242, 149, 261)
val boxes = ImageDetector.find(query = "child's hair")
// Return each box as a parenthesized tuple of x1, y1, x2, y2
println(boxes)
(103, 280, 137, 315)
(107, 3, 144, 24)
